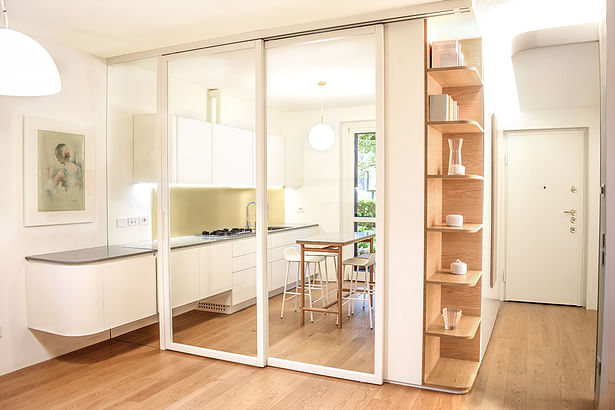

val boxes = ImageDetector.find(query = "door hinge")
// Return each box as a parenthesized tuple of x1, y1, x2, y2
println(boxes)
(601, 184, 606, 196)
(598, 360, 602, 376)
(502, 269, 507, 283)
(602, 250, 606, 266)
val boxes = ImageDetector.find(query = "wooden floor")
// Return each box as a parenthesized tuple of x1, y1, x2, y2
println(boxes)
(117, 282, 375, 373)
(0, 302, 596, 409)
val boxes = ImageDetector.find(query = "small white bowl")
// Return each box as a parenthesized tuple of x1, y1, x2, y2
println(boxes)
(446, 214, 463, 227)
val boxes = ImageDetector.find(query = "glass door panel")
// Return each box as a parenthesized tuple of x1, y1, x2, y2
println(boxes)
(166, 44, 258, 357)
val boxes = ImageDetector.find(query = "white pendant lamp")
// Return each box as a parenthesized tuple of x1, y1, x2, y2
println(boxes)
(0, 0, 61, 96)
(308, 81, 334, 151)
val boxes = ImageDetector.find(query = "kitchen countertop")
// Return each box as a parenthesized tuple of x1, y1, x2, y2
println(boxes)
(25, 224, 318, 264)
(25, 246, 156, 265)
(123, 223, 319, 251)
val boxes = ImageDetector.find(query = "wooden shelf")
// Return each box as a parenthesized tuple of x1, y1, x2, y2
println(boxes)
(427, 66, 483, 88)
(427, 224, 483, 233)
(427, 120, 484, 134)
(427, 270, 482, 286)
(426, 315, 481, 339)
(426, 174, 484, 181)
(425, 358, 480, 392)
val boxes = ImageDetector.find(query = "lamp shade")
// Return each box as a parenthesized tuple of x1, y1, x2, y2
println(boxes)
(308, 123, 335, 151)
(0, 28, 61, 96)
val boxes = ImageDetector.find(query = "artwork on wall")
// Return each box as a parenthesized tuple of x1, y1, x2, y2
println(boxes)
(23, 116, 96, 226)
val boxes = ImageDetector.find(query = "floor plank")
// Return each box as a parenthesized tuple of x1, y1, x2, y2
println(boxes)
(0, 302, 596, 409)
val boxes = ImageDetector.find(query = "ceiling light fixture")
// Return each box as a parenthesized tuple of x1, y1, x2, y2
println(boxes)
(0, 0, 61, 96)
(308, 81, 334, 151)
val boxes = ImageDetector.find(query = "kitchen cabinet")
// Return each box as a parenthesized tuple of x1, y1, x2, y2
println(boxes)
(232, 267, 257, 305)
(200, 242, 233, 298)
(176, 116, 213, 184)
(25, 253, 156, 336)
(267, 134, 285, 186)
(212, 124, 254, 186)
(170, 247, 200, 308)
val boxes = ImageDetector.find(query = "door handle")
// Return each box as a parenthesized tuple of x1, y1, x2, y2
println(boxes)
(563, 208, 577, 216)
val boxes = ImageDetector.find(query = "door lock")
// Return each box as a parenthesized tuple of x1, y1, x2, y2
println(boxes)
(570, 226, 576, 233)
(563, 208, 577, 216)
(570, 216, 577, 223)
(570, 185, 577, 193)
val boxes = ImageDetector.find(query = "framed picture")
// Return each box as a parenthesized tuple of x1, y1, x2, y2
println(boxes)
(23, 116, 96, 226)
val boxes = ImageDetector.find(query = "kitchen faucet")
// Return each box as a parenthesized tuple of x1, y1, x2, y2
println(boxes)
(246, 201, 256, 230)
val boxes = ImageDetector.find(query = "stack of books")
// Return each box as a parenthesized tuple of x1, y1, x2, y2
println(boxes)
(431, 40, 465, 68)
(429, 94, 459, 121)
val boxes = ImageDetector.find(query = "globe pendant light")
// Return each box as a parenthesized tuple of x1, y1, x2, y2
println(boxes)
(308, 81, 334, 151)
(0, 0, 61, 96)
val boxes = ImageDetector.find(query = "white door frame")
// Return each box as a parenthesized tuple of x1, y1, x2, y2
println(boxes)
(264, 24, 385, 385)
(156, 25, 385, 383)
(156, 40, 266, 367)
(501, 127, 589, 305)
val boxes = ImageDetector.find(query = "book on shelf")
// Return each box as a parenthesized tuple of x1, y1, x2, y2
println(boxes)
(429, 94, 458, 121)
(431, 40, 465, 68)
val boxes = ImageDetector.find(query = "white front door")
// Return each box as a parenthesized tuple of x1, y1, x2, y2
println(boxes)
(504, 128, 586, 306)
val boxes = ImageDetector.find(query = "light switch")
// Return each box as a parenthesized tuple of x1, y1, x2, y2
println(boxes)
(116, 217, 128, 228)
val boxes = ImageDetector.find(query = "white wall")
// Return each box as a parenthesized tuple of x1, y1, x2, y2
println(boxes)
(0, 38, 108, 376)
(281, 105, 375, 233)
(502, 105, 601, 309)
(107, 61, 157, 245)
(382, 19, 424, 385)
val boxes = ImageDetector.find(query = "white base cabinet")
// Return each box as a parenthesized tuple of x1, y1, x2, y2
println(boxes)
(25, 254, 157, 337)
(170, 242, 233, 308)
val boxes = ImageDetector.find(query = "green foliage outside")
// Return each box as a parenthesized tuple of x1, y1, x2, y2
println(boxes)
(356, 199, 376, 218)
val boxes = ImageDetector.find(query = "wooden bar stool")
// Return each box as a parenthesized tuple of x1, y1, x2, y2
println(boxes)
(342, 253, 376, 329)
(280, 247, 326, 322)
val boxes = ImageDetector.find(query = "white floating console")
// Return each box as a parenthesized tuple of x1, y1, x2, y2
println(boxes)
(25, 248, 156, 337)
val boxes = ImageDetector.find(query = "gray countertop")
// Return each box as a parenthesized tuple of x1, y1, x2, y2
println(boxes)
(25, 246, 156, 265)
(25, 224, 318, 264)
(122, 223, 319, 251)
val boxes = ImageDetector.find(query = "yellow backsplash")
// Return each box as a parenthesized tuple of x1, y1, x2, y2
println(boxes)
(152, 186, 285, 238)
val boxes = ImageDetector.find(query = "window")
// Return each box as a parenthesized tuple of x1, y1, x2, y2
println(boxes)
(354, 132, 376, 254)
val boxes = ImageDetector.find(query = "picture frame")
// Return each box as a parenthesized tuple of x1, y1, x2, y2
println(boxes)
(23, 116, 96, 226)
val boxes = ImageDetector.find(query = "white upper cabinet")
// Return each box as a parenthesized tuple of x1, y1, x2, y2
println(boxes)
(212, 123, 254, 186)
(176, 117, 213, 184)
(267, 134, 285, 186)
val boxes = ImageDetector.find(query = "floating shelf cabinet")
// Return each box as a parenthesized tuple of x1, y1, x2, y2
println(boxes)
(423, 29, 485, 393)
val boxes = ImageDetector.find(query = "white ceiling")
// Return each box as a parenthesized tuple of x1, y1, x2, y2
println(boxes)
(167, 34, 375, 111)
(7, 0, 439, 58)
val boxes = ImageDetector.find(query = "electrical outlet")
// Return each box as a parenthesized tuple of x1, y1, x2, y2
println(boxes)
(139, 215, 149, 225)
(128, 217, 138, 226)
(116, 217, 128, 228)
(296, 207, 304, 213)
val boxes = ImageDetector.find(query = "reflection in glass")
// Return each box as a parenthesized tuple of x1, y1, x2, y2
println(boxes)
(267, 33, 377, 373)
(166, 47, 258, 356)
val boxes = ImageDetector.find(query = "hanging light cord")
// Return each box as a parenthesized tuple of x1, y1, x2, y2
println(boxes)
(1, 0, 8, 29)
(318, 81, 326, 124)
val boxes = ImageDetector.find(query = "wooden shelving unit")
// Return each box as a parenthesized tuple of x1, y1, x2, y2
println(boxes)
(427, 224, 483, 233)
(427, 270, 482, 286)
(426, 174, 484, 181)
(426, 66, 483, 88)
(426, 315, 481, 339)
(422, 34, 485, 393)
(427, 120, 484, 134)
